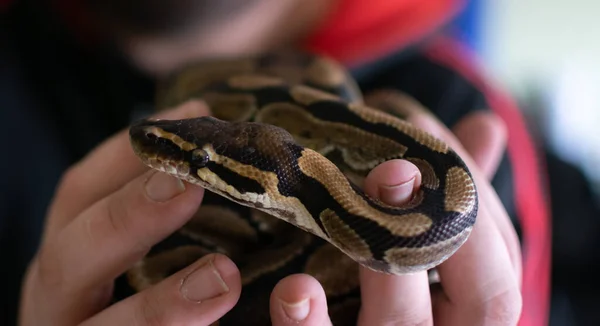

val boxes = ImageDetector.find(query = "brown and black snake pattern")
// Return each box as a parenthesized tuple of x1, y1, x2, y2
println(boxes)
(115, 51, 478, 325)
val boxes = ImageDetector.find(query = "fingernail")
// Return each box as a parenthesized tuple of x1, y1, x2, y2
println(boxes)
(145, 171, 185, 202)
(280, 298, 310, 321)
(181, 257, 230, 302)
(379, 177, 415, 205)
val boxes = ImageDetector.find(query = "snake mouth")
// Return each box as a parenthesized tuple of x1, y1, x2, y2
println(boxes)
(137, 153, 192, 179)
(129, 119, 193, 179)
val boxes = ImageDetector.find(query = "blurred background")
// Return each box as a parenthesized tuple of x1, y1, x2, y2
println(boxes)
(454, 0, 600, 192)
(453, 1, 600, 324)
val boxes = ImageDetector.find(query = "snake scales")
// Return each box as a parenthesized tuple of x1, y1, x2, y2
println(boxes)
(116, 51, 478, 325)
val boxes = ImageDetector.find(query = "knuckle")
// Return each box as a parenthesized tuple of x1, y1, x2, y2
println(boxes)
(104, 196, 128, 238)
(57, 165, 85, 195)
(361, 310, 432, 326)
(101, 193, 151, 256)
(35, 241, 66, 290)
(137, 292, 167, 326)
(382, 315, 431, 326)
(479, 286, 523, 325)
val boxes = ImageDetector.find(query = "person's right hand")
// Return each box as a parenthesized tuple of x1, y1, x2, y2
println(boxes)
(263, 108, 523, 325)
(19, 101, 244, 326)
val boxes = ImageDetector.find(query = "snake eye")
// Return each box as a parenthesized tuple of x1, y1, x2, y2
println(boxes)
(191, 149, 209, 167)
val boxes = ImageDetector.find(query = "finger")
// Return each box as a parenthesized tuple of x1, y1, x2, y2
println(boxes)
(82, 254, 241, 326)
(416, 111, 522, 284)
(452, 111, 507, 179)
(407, 112, 522, 325)
(478, 186, 523, 288)
(270, 274, 332, 326)
(34, 169, 205, 324)
(358, 160, 433, 326)
(362, 159, 422, 205)
(432, 203, 522, 325)
(46, 100, 209, 237)
(451, 111, 520, 278)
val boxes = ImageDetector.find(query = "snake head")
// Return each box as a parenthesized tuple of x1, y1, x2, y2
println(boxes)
(128, 117, 227, 179)
(129, 115, 298, 189)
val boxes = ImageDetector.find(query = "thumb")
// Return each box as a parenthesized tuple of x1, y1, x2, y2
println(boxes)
(81, 254, 241, 326)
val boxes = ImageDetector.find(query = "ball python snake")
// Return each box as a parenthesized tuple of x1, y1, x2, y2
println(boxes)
(115, 51, 478, 325)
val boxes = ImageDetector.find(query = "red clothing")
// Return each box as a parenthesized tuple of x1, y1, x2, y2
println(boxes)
(304, 0, 464, 67)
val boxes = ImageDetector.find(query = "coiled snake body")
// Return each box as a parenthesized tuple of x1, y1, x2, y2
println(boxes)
(120, 52, 478, 325)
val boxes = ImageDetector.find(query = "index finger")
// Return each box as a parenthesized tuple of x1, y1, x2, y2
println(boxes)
(45, 100, 210, 238)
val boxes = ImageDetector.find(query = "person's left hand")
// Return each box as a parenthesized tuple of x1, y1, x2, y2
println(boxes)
(266, 109, 523, 326)
(19, 101, 244, 326)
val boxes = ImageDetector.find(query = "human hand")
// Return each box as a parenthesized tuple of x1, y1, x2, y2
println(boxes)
(265, 110, 523, 325)
(19, 101, 244, 326)
(19, 98, 521, 326)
